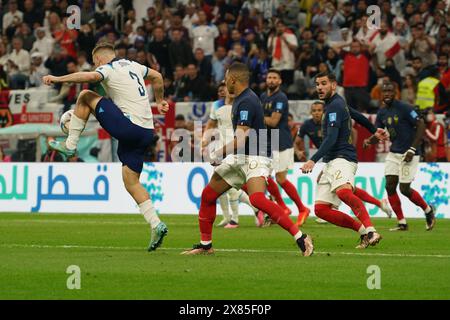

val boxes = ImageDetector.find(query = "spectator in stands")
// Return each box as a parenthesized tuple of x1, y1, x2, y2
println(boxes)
(182, 63, 208, 102)
(147, 25, 171, 76)
(2, 0, 23, 40)
(95, 0, 113, 27)
(215, 22, 230, 49)
(77, 51, 92, 72)
(168, 12, 190, 42)
(412, 56, 431, 81)
(311, 1, 345, 42)
(29, 52, 49, 87)
(416, 67, 441, 112)
(341, 1, 355, 29)
(227, 42, 247, 65)
(369, 20, 405, 71)
(173, 64, 188, 102)
(401, 74, 417, 106)
(268, 20, 297, 88)
(41, 137, 64, 162)
(337, 39, 371, 112)
(0, 41, 9, 70)
(44, 45, 74, 77)
(77, 24, 96, 63)
(194, 48, 212, 83)
(23, 0, 44, 29)
(168, 28, 194, 68)
(15, 22, 35, 52)
(424, 108, 447, 162)
(7, 36, 30, 89)
(30, 27, 54, 61)
(190, 10, 219, 60)
(248, 46, 270, 94)
(409, 22, 437, 68)
(0, 146, 12, 162)
(80, 0, 95, 25)
(211, 45, 228, 86)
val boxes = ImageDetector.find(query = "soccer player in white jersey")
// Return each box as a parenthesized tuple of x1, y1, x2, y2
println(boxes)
(42, 42, 169, 251)
(202, 83, 263, 228)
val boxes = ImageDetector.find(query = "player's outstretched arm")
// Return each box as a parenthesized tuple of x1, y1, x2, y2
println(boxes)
(42, 72, 102, 85)
(348, 106, 377, 134)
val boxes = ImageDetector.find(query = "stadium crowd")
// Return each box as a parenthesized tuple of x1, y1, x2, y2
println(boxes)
(0, 0, 449, 162)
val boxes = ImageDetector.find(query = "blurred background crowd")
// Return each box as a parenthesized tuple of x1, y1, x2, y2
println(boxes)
(0, 0, 449, 163)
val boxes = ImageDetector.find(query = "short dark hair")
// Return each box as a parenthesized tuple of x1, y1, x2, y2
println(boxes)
(92, 42, 115, 56)
(267, 69, 282, 78)
(412, 56, 422, 62)
(315, 71, 337, 82)
(312, 100, 325, 107)
(218, 81, 226, 89)
(175, 114, 185, 121)
(227, 62, 250, 83)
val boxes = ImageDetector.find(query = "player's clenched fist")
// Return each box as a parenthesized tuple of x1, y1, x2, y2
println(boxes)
(42, 75, 59, 85)
(301, 160, 315, 174)
(156, 100, 169, 114)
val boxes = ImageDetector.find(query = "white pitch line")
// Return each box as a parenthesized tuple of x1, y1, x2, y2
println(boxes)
(1, 243, 450, 259)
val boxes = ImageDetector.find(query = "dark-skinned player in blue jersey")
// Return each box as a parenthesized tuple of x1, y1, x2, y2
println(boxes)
(261, 69, 310, 227)
(182, 63, 314, 256)
(364, 81, 436, 231)
(295, 101, 393, 226)
(301, 71, 389, 249)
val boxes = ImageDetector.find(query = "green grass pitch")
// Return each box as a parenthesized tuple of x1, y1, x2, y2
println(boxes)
(0, 213, 449, 300)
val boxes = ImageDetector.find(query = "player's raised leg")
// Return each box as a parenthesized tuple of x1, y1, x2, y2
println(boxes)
(49, 89, 102, 156)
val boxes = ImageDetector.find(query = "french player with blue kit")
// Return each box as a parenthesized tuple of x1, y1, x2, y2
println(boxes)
(42, 43, 169, 251)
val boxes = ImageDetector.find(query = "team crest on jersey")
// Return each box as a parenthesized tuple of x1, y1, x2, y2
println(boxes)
(394, 115, 399, 124)
(240, 110, 248, 121)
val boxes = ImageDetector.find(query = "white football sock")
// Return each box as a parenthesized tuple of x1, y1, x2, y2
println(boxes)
(424, 206, 431, 214)
(398, 218, 407, 225)
(66, 113, 86, 150)
(138, 199, 161, 229)
(358, 225, 368, 235)
(218, 194, 231, 221)
(294, 231, 303, 240)
(228, 189, 240, 223)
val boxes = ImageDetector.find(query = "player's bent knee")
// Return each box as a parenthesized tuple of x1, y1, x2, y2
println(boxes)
(314, 203, 331, 219)
(399, 184, 412, 197)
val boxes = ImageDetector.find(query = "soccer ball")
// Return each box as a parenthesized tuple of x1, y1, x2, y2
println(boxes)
(60, 109, 74, 135)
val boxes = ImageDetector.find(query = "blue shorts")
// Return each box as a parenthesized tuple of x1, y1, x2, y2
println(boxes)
(95, 98, 154, 173)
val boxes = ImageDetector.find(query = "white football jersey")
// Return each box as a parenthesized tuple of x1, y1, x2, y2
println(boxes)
(209, 99, 234, 148)
(95, 59, 154, 129)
